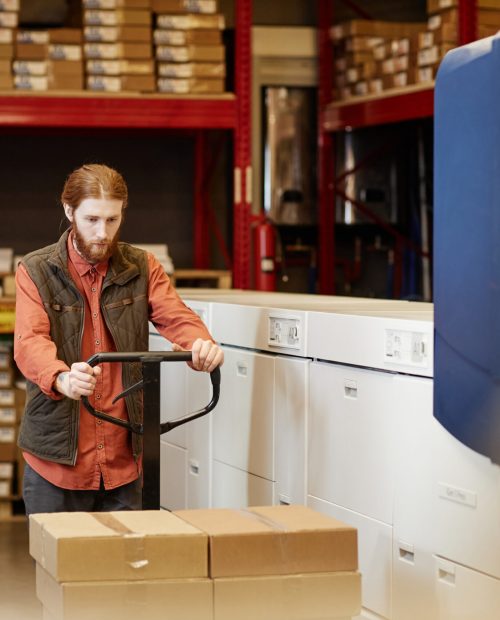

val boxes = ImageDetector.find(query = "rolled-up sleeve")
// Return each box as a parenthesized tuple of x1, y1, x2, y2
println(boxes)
(14, 264, 69, 398)
(147, 254, 213, 349)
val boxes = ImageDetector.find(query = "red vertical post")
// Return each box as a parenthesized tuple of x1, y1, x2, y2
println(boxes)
(234, 0, 252, 289)
(318, 0, 336, 294)
(458, 0, 477, 44)
(194, 131, 210, 268)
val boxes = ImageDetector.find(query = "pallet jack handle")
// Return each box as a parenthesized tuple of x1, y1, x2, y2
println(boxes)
(80, 351, 221, 510)
(81, 351, 220, 435)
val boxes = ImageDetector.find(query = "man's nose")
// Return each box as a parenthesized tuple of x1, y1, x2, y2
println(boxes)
(95, 221, 108, 239)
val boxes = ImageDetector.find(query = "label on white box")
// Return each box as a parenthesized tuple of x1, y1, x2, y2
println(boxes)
(384, 329, 428, 368)
(268, 315, 301, 350)
(438, 482, 477, 508)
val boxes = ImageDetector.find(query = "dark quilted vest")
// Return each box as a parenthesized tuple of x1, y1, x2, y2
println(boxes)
(17, 230, 149, 465)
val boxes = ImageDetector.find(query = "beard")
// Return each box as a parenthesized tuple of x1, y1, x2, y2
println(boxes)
(72, 222, 120, 264)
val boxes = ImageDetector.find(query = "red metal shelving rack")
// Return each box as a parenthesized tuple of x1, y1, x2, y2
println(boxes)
(0, 0, 252, 289)
(317, 0, 477, 294)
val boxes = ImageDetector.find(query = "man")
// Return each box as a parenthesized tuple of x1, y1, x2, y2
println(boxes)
(14, 163, 224, 516)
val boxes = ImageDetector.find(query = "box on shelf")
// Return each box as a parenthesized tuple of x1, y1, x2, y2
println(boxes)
(153, 28, 221, 46)
(156, 43, 224, 62)
(0, 28, 13, 44)
(30, 510, 208, 582)
(427, 0, 457, 13)
(0, 368, 13, 388)
(156, 13, 224, 30)
(417, 43, 454, 66)
(0, 0, 20, 11)
(15, 43, 49, 60)
(37, 565, 213, 620)
(87, 58, 154, 75)
(84, 42, 152, 59)
(0, 477, 12, 498)
(87, 73, 155, 91)
(331, 19, 426, 42)
(0, 406, 17, 425)
(157, 60, 225, 77)
(84, 25, 152, 42)
(157, 76, 224, 93)
(151, 0, 217, 13)
(84, 9, 152, 27)
(175, 504, 358, 578)
(83, 0, 151, 7)
(48, 74, 84, 90)
(17, 29, 83, 45)
(0, 425, 16, 461)
(0, 11, 18, 28)
(0, 461, 14, 480)
(0, 388, 15, 406)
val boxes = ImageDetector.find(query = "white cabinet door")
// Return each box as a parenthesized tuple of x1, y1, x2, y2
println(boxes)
(308, 495, 392, 620)
(212, 460, 274, 509)
(149, 333, 187, 449)
(213, 346, 275, 481)
(160, 440, 187, 511)
(186, 367, 213, 509)
(275, 356, 309, 505)
(308, 361, 398, 525)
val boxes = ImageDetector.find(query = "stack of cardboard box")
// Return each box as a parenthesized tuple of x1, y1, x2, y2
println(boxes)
(331, 20, 426, 100)
(32, 505, 361, 620)
(152, 0, 225, 94)
(13, 28, 83, 92)
(0, 345, 24, 520)
(83, 0, 155, 93)
(0, 0, 19, 90)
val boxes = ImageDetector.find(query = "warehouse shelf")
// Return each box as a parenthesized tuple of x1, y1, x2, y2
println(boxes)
(317, 0, 478, 294)
(0, 92, 237, 130)
(323, 82, 434, 131)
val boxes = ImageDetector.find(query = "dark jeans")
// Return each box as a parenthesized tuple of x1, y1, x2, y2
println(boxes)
(23, 463, 142, 516)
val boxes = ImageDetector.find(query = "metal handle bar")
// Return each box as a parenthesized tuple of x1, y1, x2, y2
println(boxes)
(80, 351, 221, 435)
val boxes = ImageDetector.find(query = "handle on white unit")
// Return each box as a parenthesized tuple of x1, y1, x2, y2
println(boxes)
(436, 557, 456, 585)
(398, 541, 415, 564)
(189, 459, 200, 476)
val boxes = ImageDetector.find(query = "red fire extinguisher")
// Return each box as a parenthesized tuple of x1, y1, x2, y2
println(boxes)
(253, 218, 276, 291)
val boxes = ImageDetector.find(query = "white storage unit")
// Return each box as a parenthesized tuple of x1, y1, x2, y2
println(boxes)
(306, 305, 433, 620)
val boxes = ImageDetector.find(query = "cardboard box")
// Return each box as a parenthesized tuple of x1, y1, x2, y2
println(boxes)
(417, 43, 454, 66)
(152, 0, 217, 13)
(156, 13, 225, 30)
(0, 44, 13, 59)
(84, 9, 152, 27)
(0, 368, 13, 388)
(48, 45, 82, 61)
(0, 425, 16, 461)
(83, 0, 151, 7)
(0, 388, 15, 406)
(0, 73, 11, 89)
(0, 28, 14, 44)
(0, 406, 17, 425)
(418, 25, 458, 48)
(87, 74, 155, 91)
(30, 510, 208, 582)
(427, 0, 457, 13)
(86, 58, 154, 74)
(47, 60, 84, 76)
(0, 12, 17, 28)
(153, 28, 222, 46)
(0, 477, 12, 498)
(84, 25, 152, 42)
(157, 77, 224, 93)
(157, 60, 225, 77)
(345, 36, 385, 52)
(14, 75, 48, 91)
(0, 461, 14, 479)
(331, 20, 426, 42)
(175, 505, 358, 578)
(84, 42, 152, 59)
(13, 60, 47, 76)
(156, 43, 224, 62)
(214, 571, 361, 620)
(17, 29, 83, 45)
(0, 0, 20, 11)
(0, 351, 11, 370)
(15, 43, 49, 60)
(48, 74, 84, 90)
(36, 565, 213, 620)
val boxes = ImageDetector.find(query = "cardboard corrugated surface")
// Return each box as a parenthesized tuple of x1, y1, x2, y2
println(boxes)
(214, 571, 361, 620)
(37, 564, 213, 620)
(175, 505, 358, 578)
(30, 510, 208, 582)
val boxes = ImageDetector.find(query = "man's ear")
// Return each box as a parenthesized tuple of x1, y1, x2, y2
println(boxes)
(63, 203, 74, 222)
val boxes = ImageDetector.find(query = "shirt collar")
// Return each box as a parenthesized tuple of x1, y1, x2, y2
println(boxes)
(67, 231, 109, 278)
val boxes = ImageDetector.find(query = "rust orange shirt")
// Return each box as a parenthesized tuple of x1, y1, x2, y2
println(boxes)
(14, 233, 213, 490)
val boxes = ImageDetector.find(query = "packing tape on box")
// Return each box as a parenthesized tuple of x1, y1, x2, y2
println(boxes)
(91, 513, 149, 570)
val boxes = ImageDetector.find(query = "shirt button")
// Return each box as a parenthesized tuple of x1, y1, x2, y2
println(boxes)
(91, 287, 97, 292)
(93, 312, 98, 318)
(97, 444, 103, 450)
(95, 339, 100, 345)
(96, 394, 101, 400)
(96, 420, 102, 425)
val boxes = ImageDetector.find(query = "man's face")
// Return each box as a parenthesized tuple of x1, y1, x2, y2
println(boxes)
(64, 197, 123, 264)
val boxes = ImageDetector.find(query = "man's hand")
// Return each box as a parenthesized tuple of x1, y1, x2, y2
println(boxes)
(55, 362, 102, 400)
(172, 339, 224, 372)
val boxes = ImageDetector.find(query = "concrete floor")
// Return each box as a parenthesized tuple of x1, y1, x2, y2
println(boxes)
(0, 520, 42, 620)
